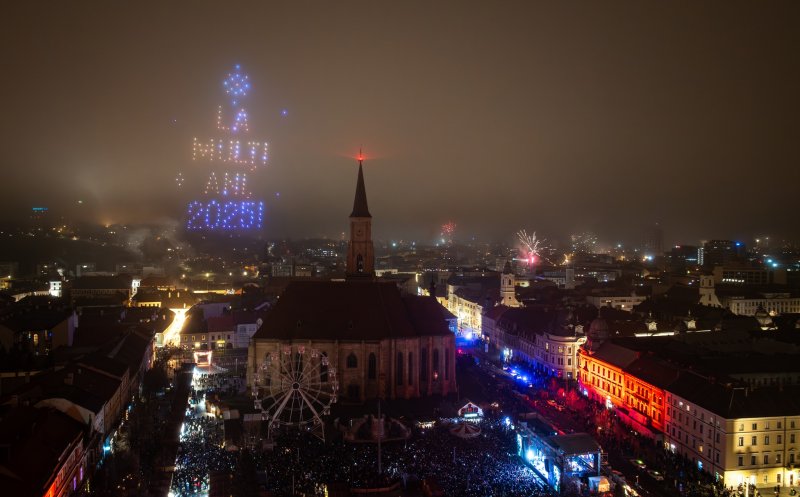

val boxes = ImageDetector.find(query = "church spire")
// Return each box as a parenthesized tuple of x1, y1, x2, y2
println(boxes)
(346, 150, 375, 278)
(350, 149, 371, 218)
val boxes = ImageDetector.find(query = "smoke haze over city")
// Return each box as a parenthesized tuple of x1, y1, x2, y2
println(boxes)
(2, 1, 799, 245)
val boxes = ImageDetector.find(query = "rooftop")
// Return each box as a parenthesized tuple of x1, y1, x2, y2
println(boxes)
(253, 281, 452, 341)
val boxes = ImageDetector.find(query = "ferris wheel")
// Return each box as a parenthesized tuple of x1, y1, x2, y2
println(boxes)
(254, 345, 338, 441)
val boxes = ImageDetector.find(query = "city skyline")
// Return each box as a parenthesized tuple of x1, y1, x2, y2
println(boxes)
(2, 1, 798, 245)
(4, 4, 800, 497)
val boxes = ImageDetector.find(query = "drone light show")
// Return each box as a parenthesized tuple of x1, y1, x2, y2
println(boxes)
(186, 64, 266, 231)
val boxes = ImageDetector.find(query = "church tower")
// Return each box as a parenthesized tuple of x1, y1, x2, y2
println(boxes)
(500, 261, 519, 307)
(346, 152, 375, 279)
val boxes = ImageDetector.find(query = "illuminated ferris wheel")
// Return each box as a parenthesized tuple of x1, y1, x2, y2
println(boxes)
(254, 345, 338, 441)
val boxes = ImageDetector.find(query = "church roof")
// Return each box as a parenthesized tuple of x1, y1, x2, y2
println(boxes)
(349, 162, 371, 218)
(252, 281, 452, 341)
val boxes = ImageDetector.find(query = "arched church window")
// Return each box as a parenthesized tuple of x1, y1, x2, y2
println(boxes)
(347, 352, 358, 368)
(368, 353, 376, 379)
(408, 352, 413, 385)
(432, 349, 440, 381)
(396, 352, 404, 386)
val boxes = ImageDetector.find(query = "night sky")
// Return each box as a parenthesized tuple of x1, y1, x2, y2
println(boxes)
(2, 1, 798, 245)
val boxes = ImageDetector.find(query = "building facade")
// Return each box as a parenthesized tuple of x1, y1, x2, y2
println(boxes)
(490, 307, 586, 380)
(723, 294, 800, 317)
(578, 336, 800, 488)
(664, 376, 800, 488)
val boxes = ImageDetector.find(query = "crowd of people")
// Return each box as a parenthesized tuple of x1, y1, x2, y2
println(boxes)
(166, 359, 567, 497)
(169, 372, 238, 496)
(258, 416, 553, 496)
(191, 369, 246, 397)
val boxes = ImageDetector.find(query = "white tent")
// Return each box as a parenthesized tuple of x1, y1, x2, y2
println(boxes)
(457, 401, 483, 419)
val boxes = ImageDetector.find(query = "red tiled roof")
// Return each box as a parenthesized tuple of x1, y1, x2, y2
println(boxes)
(483, 305, 511, 321)
(207, 315, 235, 332)
(253, 281, 451, 341)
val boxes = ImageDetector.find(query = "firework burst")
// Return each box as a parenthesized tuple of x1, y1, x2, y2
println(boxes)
(516, 229, 550, 265)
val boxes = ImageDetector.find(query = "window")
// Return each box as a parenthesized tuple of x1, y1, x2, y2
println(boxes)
(396, 352, 404, 386)
(752, 436, 757, 446)
(765, 436, 770, 445)
(420, 348, 428, 381)
(201, 335, 206, 341)
(408, 353, 413, 385)
(778, 422, 782, 429)
(738, 456, 743, 467)
(777, 454, 782, 464)
(764, 455, 769, 465)
(791, 434, 796, 444)
(791, 453, 796, 464)
(347, 352, 358, 368)
(739, 424, 744, 431)
(432, 349, 440, 380)
(752, 423, 758, 430)
(751, 456, 756, 466)
(368, 353, 376, 380)
(792, 421, 796, 429)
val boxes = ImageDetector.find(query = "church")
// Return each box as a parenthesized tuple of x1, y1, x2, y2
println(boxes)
(247, 157, 457, 401)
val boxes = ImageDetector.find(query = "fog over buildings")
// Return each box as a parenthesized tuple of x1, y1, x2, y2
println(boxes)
(2, 1, 799, 245)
